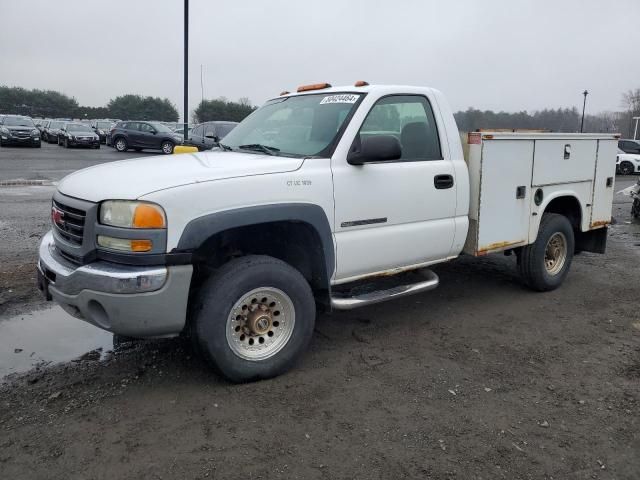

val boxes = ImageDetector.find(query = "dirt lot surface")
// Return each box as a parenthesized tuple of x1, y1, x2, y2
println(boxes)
(0, 145, 638, 479)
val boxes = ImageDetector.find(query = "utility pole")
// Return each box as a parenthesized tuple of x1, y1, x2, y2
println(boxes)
(201, 64, 204, 105)
(580, 90, 588, 133)
(183, 0, 189, 137)
(633, 116, 640, 140)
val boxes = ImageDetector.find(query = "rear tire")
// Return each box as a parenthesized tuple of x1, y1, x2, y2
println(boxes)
(620, 161, 634, 175)
(191, 255, 316, 383)
(518, 213, 575, 292)
(161, 141, 174, 154)
(114, 137, 128, 152)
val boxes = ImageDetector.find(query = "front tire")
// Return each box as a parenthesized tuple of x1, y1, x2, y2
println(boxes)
(518, 213, 575, 292)
(192, 255, 316, 383)
(620, 161, 634, 175)
(161, 141, 174, 154)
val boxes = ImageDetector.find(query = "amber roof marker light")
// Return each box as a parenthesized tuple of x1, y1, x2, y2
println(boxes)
(296, 83, 332, 93)
(354, 80, 369, 87)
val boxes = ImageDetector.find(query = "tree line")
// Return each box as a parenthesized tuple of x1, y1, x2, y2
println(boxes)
(2, 85, 640, 136)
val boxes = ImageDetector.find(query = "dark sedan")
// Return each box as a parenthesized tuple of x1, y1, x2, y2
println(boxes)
(0, 115, 41, 148)
(58, 122, 100, 148)
(91, 120, 115, 144)
(43, 120, 66, 143)
(183, 121, 238, 151)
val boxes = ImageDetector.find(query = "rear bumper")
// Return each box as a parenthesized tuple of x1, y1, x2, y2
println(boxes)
(38, 230, 193, 337)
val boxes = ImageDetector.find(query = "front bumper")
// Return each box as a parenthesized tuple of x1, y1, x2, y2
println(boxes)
(66, 137, 100, 147)
(37, 230, 193, 337)
(1, 135, 40, 146)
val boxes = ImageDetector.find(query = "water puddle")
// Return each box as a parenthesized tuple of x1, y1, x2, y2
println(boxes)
(0, 306, 114, 379)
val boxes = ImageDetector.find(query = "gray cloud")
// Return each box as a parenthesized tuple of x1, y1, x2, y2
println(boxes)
(1, 0, 637, 121)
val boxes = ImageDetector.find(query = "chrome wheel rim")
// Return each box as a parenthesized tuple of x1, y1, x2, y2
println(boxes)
(162, 142, 172, 154)
(116, 139, 125, 150)
(544, 232, 567, 275)
(622, 163, 633, 175)
(226, 287, 295, 361)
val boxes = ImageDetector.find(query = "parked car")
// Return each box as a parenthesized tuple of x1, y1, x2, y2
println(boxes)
(0, 115, 41, 147)
(618, 138, 640, 154)
(37, 83, 617, 382)
(91, 120, 115, 144)
(183, 121, 238, 151)
(57, 122, 100, 149)
(109, 121, 182, 154)
(43, 120, 66, 143)
(35, 119, 48, 133)
(616, 148, 640, 175)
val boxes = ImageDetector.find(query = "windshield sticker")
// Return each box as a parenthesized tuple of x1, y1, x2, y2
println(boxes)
(320, 94, 359, 105)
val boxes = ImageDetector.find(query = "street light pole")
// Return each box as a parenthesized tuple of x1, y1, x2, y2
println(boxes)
(633, 116, 640, 140)
(580, 90, 588, 133)
(183, 0, 189, 138)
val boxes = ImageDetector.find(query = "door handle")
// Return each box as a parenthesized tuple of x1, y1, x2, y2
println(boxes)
(434, 174, 454, 189)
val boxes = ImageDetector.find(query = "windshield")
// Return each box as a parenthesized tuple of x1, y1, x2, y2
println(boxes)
(3, 117, 34, 127)
(222, 93, 362, 157)
(66, 123, 93, 132)
(96, 121, 112, 129)
(49, 121, 64, 129)
(150, 122, 173, 133)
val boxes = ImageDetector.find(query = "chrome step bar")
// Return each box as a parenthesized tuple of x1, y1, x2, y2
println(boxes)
(330, 269, 439, 310)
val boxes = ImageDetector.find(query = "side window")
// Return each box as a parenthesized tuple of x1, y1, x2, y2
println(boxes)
(359, 95, 442, 161)
(204, 125, 217, 138)
(139, 123, 154, 133)
(192, 125, 203, 137)
(126, 122, 139, 131)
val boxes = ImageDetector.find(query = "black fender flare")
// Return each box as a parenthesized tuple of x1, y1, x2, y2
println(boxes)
(176, 203, 335, 281)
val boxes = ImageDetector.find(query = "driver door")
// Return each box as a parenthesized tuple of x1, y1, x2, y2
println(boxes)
(331, 94, 457, 282)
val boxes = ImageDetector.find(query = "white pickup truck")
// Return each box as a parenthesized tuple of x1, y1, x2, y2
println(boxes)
(37, 83, 617, 382)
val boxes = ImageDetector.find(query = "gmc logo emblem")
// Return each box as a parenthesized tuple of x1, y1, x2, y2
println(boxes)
(51, 206, 64, 226)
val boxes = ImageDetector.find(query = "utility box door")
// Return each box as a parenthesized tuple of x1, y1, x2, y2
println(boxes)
(469, 140, 534, 254)
(532, 140, 597, 186)
(590, 139, 617, 227)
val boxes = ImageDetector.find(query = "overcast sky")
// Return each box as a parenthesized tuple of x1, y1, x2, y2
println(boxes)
(2, 0, 638, 121)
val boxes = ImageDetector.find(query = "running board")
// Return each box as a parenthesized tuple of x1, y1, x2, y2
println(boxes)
(330, 269, 439, 310)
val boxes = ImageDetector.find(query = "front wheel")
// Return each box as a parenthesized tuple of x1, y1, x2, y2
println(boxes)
(191, 255, 316, 383)
(161, 141, 174, 154)
(518, 213, 575, 292)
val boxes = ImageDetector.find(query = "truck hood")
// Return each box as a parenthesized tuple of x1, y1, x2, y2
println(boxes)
(57, 151, 304, 202)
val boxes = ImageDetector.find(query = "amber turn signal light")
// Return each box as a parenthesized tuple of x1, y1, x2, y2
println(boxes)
(133, 204, 166, 229)
(297, 82, 332, 93)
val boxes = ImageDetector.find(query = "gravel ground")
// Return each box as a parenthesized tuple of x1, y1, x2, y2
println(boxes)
(0, 144, 638, 479)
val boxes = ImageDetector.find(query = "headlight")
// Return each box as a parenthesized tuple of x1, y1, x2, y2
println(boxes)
(98, 129, 104, 135)
(173, 135, 182, 142)
(100, 200, 166, 229)
(31, 129, 39, 136)
(67, 133, 73, 138)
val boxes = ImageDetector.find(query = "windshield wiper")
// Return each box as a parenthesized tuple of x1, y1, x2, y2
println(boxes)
(217, 142, 233, 151)
(238, 144, 280, 155)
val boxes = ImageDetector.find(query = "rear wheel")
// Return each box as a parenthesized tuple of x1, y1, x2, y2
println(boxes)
(114, 137, 128, 152)
(191, 255, 316, 382)
(161, 141, 174, 154)
(518, 213, 575, 291)
(620, 161, 634, 175)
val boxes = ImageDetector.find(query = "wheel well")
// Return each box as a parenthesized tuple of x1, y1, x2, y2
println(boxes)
(190, 221, 329, 298)
(543, 196, 582, 230)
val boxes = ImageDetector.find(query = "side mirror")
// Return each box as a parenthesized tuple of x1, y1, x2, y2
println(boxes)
(205, 133, 218, 140)
(347, 135, 402, 165)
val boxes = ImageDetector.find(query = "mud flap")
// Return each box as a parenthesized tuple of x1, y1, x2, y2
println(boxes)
(575, 227, 608, 254)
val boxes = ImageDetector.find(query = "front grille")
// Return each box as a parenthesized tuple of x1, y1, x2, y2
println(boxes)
(13, 131, 30, 138)
(53, 199, 86, 246)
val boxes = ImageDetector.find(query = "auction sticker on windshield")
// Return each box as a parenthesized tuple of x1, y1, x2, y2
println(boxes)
(320, 94, 359, 104)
